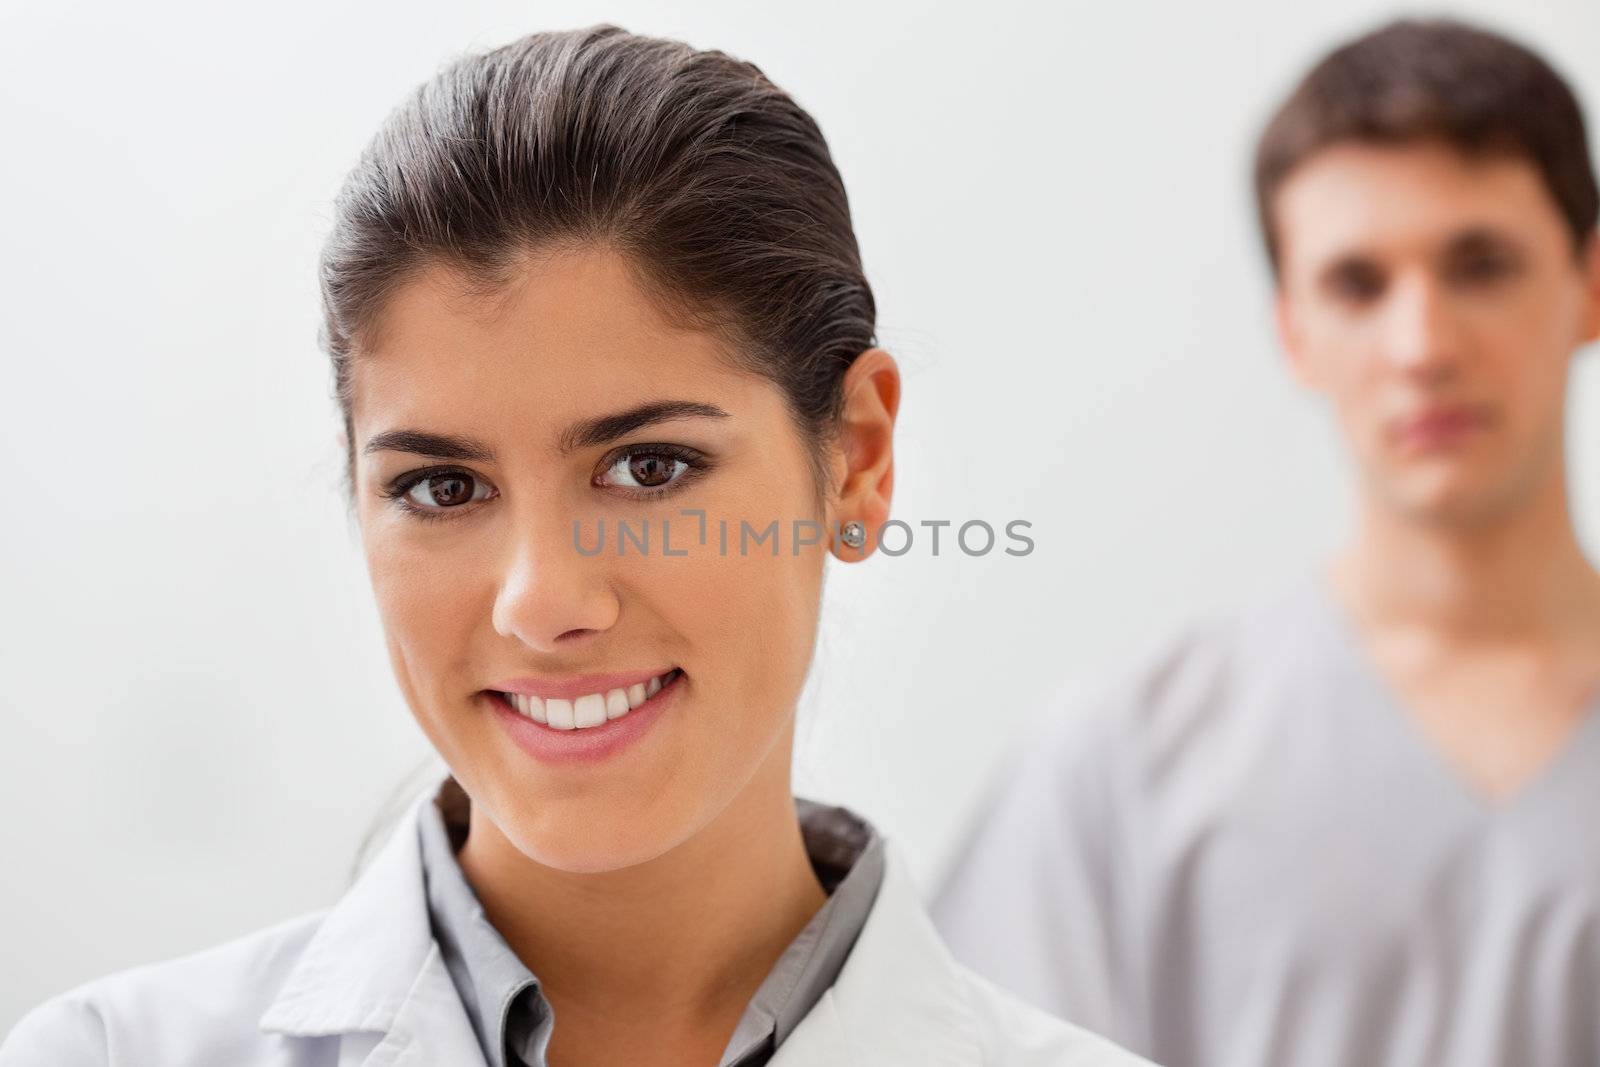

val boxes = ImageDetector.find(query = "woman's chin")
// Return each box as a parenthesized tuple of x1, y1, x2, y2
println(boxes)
(502, 805, 698, 875)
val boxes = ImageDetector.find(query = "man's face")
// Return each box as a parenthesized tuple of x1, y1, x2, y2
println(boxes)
(1273, 139, 1600, 528)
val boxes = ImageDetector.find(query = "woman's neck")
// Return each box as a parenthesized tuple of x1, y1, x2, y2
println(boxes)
(456, 724, 827, 1061)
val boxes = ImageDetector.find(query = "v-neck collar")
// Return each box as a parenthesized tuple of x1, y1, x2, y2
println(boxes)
(1295, 568, 1600, 820)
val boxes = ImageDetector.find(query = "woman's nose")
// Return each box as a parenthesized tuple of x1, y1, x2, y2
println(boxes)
(490, 514, 620, 652)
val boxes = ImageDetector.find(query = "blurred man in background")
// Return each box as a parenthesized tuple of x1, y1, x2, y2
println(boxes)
(932, 17, 1600, 1067)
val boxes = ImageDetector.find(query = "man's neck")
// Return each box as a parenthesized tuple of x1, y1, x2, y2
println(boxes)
(1333, 467, 1600, 645)
(1328, 464, 1600, 800)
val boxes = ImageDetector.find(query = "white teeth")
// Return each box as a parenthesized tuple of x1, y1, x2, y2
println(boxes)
(508, 694, 553, 726)
(546, 697, 575, 730)
(606, 688, 630, 719)
(573, 693, 607, 728)
(508, 693, 548, 724)
(507, 671, 676, 732)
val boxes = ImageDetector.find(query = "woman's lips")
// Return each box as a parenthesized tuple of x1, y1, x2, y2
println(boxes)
(484, 668, 684, 764)
(492, 667, 679, 702)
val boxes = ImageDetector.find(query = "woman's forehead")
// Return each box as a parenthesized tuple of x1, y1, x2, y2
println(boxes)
(349, 248, 748, 427)
(346, 248, 793, 471)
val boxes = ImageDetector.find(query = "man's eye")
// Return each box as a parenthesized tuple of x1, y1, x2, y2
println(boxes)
(1449, 254, 1517, 285)
(1327, 264, 1385, 304)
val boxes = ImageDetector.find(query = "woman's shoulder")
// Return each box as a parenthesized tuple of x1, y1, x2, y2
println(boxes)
(0, 908, 331, 1066)
(811, 835, 1157, 1066)
(953, 963, 1157, 1066)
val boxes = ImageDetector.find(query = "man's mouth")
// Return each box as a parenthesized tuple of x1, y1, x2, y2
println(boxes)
(1390, 403, 1492, 451)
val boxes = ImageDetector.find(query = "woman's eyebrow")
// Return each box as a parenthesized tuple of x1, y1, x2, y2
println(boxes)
(362, 429, 495, 462)
(557, 400, 730, 455)
(362, 400, 731, 462)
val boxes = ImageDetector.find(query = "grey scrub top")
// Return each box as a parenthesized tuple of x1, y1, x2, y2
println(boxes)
(931, 570, 1600, 1067)
(418, 775, 885, 1067)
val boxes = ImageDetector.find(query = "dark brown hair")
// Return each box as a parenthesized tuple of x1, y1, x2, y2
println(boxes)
(1254, 17, 1600, 277)
(318, 25, 874, 499)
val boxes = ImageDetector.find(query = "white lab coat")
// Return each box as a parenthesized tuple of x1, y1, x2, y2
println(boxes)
(2, 787, 1153, 1067)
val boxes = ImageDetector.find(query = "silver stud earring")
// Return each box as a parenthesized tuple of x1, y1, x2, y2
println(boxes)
(840, 520, 866, 550)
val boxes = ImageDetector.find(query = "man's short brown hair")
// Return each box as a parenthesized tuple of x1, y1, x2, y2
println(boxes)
(1254, 17, 1599, 277)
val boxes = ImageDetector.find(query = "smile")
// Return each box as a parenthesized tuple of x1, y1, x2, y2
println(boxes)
(495, 668, 683, 730)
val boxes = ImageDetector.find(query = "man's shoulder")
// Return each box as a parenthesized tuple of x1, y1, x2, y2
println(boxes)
(1035, 579, 1328, 762)
(1021, 603, 1249, 761)
(1, 908, 330, 1066)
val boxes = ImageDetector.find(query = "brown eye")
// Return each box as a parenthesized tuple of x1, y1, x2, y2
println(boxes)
(1326, 261, 1385, 304)
(596, 444, 708, 496)
(1448, 253, 1517, 285)
(403, 472, 488, 509)
(628, 453, 678, 487)
(1443, 231, 1525, 288)
(606, 451, 687, 490)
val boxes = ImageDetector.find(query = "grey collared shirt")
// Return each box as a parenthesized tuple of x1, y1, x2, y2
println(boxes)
(417, 777, 885, 1067)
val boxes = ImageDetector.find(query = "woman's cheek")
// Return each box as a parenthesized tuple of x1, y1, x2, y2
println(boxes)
(368, 538, 486, 734)
(370, 533, 469, 635)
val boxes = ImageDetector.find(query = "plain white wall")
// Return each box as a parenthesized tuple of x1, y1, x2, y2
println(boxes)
(2, 0, 1596, 1032)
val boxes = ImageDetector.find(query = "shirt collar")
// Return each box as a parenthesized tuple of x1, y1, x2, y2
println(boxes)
(416, 779, 541, 1067)
(720, 799, 885, 1062)
(416, 775, 885, 1067)
(257, 773, 983, 1067)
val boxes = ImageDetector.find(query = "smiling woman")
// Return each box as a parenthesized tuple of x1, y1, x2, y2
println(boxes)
(350, 242, 871, 891)
(0, 24, 1150, 1067)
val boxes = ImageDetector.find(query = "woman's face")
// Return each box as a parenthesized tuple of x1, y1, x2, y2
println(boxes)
(350, 246, 845, 872)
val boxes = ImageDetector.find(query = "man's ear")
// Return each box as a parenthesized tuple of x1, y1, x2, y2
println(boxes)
(827, 347, 900, 561)
(1275, 285, 1319, 390)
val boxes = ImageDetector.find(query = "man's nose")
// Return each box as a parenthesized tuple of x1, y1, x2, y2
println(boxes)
(1378, 273, 1464, 382)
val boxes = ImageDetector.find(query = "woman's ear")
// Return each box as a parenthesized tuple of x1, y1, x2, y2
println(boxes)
(1581, 229, 1600, 345)
(827, 348, 900, 561)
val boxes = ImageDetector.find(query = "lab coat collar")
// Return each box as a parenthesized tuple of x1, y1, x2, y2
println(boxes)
(770, 835, 983, 1065)
(258, 787, 479, 1052)
(259, 783, 984, 1066)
